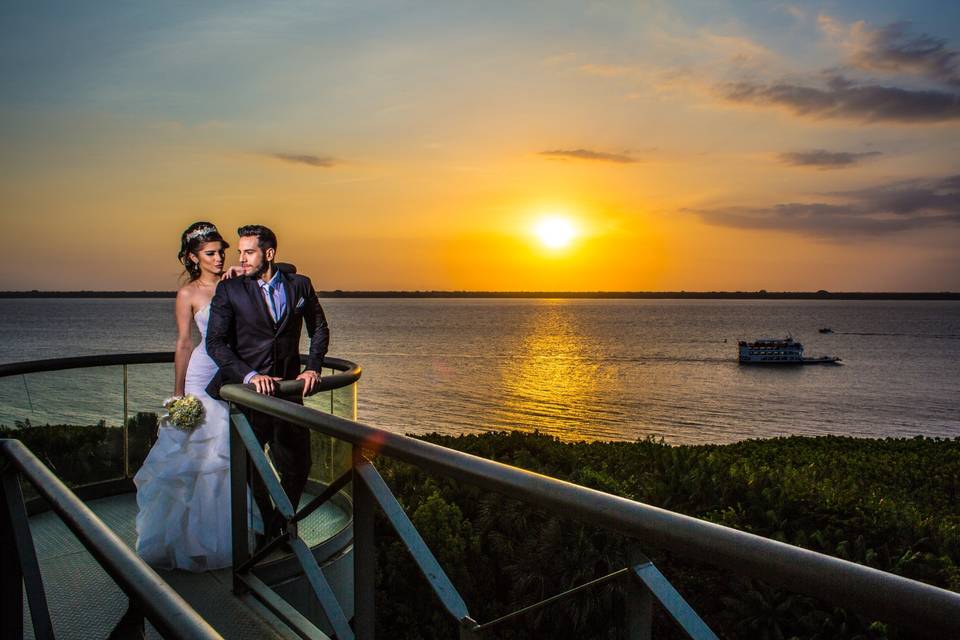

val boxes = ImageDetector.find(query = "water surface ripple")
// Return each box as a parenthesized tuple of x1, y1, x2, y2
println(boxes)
(1, 298, 957, 444)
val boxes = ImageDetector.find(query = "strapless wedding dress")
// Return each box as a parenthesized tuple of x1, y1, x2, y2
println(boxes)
(134, 304, 233, 571)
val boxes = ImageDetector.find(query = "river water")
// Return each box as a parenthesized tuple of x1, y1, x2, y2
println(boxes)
(1, 298, 957, 444)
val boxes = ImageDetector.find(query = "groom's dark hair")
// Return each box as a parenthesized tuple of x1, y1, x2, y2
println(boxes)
(238, 225, 277, 252)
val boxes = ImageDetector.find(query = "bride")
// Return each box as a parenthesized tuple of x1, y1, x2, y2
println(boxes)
(134, 221, 236, 571)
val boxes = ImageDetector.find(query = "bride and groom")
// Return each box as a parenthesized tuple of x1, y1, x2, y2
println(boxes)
(134, 222, 329, 571)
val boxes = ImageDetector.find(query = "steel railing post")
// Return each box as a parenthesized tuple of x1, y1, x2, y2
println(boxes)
(459, 619, 481, 639)
(351, 380, 358, 420)
(1, 462, 24, 640)
(352, 445, 376, 639)
(1, 465, 54, 639)
(122, 364, 129, 479)
(624, 579, 653, 640)
(211, 376, 960, 639)
(328, 369, 335, 476)
(624, 547, 652, 640)
(230, 408, 251, 595)
(1, 439, 221, 639)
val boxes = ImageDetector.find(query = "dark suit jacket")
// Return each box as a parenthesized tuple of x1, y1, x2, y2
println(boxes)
(205, 271, 329, 399)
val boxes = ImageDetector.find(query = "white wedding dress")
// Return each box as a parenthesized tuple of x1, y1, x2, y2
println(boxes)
(134, 304, 234, 571)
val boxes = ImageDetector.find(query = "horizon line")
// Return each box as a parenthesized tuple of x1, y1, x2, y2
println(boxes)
(1, 290, 958, 300)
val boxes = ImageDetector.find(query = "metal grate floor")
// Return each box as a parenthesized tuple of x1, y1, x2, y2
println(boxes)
(23, 491, 350, 639)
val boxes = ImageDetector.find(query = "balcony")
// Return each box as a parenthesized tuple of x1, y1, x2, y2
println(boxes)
(2, 352, 959, 639)
(1, 353, 359, 638)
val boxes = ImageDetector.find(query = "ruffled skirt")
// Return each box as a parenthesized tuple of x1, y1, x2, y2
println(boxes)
(134, 389, 234, 571)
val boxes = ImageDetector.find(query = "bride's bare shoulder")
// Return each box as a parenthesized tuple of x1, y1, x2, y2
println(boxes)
(175, 282, 205, 310)
(176, 282, 197, 301)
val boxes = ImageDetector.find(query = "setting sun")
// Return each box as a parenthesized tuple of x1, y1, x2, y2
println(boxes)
(534, 216, 577, 249)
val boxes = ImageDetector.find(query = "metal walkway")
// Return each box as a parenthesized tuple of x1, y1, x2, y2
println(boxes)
(23, 492, 350, 639)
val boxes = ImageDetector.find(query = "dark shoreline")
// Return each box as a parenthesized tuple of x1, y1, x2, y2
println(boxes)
(1, 290, 958, 300)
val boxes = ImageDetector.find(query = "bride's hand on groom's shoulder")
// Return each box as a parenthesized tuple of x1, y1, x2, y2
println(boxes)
(220, 266, 245, 280)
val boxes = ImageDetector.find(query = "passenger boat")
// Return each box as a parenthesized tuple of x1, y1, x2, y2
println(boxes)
(738, 336, 840, 365)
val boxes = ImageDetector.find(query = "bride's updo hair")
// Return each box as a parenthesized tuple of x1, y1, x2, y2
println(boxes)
(178, 222, 229, 281)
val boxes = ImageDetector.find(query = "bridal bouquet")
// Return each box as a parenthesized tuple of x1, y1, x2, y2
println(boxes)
(160, 395, 205, 432)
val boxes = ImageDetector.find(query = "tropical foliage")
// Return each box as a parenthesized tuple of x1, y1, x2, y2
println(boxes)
(1, 421, 956, 638)
(371, 432, 959, 639)
(0, 412, 157, 486)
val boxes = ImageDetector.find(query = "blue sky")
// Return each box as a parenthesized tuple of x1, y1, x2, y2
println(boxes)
(2, 1, 959, 290)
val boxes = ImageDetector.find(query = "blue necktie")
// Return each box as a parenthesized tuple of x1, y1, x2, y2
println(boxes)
(265, 283, 279, 322)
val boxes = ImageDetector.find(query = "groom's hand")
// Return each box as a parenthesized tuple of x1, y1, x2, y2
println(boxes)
(250, 374, 282, 395)
(297, 370, 321, 397)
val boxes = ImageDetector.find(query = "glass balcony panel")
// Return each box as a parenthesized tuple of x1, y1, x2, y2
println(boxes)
(297, 371, 355, 548)
(0, 374, 32, 428)
(0, 367, 124, 489)
(125, 363, 172, 475)
(333, 376, 358, 421)
(302, 368, 356, 484)
(330, 379, 356, 479)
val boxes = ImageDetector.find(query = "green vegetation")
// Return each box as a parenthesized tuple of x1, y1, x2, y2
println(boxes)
(372, 432, 960, 639)
(2, 422, 956, 638)
(0, 413, 157, 487)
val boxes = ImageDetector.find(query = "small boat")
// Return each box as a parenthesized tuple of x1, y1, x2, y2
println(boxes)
(819, 327, 833, 334)
(738, 336, 840, 365)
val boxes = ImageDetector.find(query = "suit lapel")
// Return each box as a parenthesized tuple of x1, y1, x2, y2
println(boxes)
(244, 277, 275, 330)
(275, 273, 295, 334)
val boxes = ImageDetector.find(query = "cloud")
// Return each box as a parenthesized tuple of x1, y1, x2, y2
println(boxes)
(817, 14, 849, 40)
(694, 174, 960, 237)
(840, 174, 960, 214)
(539, 149, 636, 163)
(778, 149, 882, 169)
(717, 19, 960, 124)
(701, 32, 777, 65)
(719, 74, 960, 123)
(572, 30, 777, 95)
(823, 18, 960, 87)
(577, 63, 635, 78)
(783, 5, 806, 21)
(268, 152, 335, 168)
(542, 52, 578, 66)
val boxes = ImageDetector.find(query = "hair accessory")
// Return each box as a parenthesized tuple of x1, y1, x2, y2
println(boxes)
(185, 225, 218, 242)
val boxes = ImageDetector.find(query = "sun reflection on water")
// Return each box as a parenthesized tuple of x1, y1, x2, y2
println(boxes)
(492, 300, 607, 440)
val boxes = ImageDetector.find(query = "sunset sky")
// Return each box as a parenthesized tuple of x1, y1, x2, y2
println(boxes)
(2, 1, 959, 291)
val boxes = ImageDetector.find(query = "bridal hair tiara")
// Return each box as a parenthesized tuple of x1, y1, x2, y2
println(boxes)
(185, 225, 218, 242)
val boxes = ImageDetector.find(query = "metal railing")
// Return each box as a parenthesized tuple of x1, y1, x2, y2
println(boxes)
(222, 382, 960, 639)
(0, 352, 360, 497)
(1, 438, 221, 640)
(5, 351, 959, 637)
(0, 352, 361, 639)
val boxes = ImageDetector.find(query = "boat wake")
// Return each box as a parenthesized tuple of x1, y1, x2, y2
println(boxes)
(836, 332, 960, 340)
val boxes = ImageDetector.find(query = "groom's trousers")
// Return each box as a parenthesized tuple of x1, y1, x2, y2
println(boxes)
(240, 403, 312, 534)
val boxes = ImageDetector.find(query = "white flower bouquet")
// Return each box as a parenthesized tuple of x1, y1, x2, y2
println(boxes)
(160, 395, 205, 431)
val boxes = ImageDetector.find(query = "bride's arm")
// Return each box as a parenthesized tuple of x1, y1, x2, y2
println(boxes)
(173, 288, 194, 396)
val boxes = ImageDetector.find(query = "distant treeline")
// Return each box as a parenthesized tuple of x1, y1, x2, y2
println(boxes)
(2, 290, 958, 300)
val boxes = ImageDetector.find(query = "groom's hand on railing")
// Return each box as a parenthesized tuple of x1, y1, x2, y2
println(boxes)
(249, 374, 282, 395)
(296, 369, 321, 397)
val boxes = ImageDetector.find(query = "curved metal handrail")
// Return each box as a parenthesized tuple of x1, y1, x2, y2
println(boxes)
(220, 383, 960, 638)
(1, 438, 221, 639)
(0, 351, 360, 509)
(0, 353, 361, 393)
(0, 353, 362, 638)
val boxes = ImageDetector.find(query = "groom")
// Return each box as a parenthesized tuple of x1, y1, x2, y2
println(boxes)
(206, 224, 329, 540)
